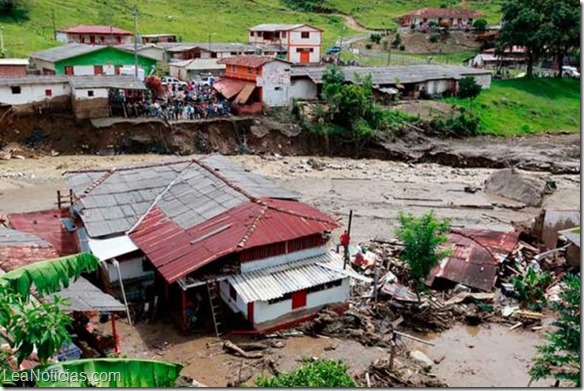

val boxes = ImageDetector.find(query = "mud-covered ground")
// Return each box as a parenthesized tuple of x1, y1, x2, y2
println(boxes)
(0, 139, 578, 387)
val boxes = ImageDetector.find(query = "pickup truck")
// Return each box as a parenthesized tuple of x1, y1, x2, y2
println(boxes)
(161, 76, 188, 90)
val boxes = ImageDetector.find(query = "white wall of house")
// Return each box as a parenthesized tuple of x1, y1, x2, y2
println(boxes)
(288, 26, 321, 63)
(73, 87, 109, 100)
(33, 59, 57, 74)
(107, 256, 153, 283)
(0, 82, 70, 105)
(139, 47, 165, 62)
(73, 65, 95, 76)
(424, 79, 451, 95)
(257, 60, 291, 107)
(464, 73, 492, 89)
(289, 78, 318, 101)
(56, 32, 69, 43)
(252, 277, 350, 324)
(219, 279, 247, 316)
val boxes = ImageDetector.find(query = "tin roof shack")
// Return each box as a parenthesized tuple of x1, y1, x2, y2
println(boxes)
(558, 227, 580, 267)
(290, 64, 492, 101)
(68, 76, 146, 119)
(56, 25, 132, 45)
(0, 76, 72, 113)
(398, 8, 483, 29)
(0, 59, 29, 77)
(30, 44, 157, 76)
(141, 34, 178, 44)
(428, 229, 520, 291)
(216, 55, 292, 110)
(65, 155, 350, 333)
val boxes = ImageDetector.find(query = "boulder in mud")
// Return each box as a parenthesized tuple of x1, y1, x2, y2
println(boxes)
(484, 168, 553, 207)
(409, 350, 434, 371)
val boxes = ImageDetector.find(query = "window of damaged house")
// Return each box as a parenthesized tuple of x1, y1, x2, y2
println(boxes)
(45, 89, 52, 97)
(231, 65, 236, 72)
(247, 66, 252, 74)
(281, 31, 287, 38)
(64, 66, 74, 75)
(10, 86, 21, 94)
(87, 90, 94, 97)
(301, 32, 310, 39)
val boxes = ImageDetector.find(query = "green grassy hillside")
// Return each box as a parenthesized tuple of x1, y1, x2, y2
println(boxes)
(449, 78, 581, 135)
(2, 0, 502, 57)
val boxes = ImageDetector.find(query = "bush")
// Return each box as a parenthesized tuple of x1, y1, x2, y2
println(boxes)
(473, 18, 488, 31)
(457, 76, 482, 100)
(429, 33, 440, 43)
(256, 359, 356, 387)
(430, 113, 481, 137)
(391, 33, 401, 48)
(370, 33, 381, 44)
(399, 44, 406, 51)
(365, 43, 373, 49)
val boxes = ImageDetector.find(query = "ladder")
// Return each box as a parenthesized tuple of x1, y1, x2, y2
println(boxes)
(206, 280, 224, 337)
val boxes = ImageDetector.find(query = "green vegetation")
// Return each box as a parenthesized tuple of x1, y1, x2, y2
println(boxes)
(256, 359, 356, 387)
(498, 0, 579, 77)
(395, 210, 451, 301)
(1, 0, 504, 57)
(530, 274, 580, 387)
(446, 78, 580, 135)
(472, 18, 488, 31)
(511, 268, 553, 311)
(430, 111, 480, 137)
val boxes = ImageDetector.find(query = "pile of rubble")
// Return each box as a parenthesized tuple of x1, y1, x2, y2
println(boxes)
(358, 357, 448, 387)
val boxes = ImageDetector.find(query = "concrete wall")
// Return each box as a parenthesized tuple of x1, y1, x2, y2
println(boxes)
(466, 73, 492, 89)
(56, 33, 131, 45)
(288, 26, 321, 63)
(289, 78, 318, 101)
(72, 87, 109, 119)
(424, 79, 452, 95)
(0, 82, 70, 105)
(54, 47, 156, 75)
(106, 255, 152, 282)
(219, 279, 247, 317)
(252, 277, 350, 324)
(256, 60, 291, 107)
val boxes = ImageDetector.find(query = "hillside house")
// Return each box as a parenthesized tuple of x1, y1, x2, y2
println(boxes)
(30, 44, 158, 76)
(399, 8, 483, 29)
(169, 59, 225, 80)
(118, 43, 167, 62)
(162, 42, 258, 61)
(466, 46, 527, 69)
(56, 25, 133, 45)
(290, 64, 492, 101)
(248, 24, 323, 64)
(0, 75, 145, 119)
(0, 59, 29, 77)
(63, 156, 355, 333)
(215, 55, 292, 110)
(141, 34, 178, 44)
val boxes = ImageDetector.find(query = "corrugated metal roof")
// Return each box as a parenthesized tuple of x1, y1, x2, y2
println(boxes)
(0, 76, 70, 86)
(249, 23, 304, 31)
(0, 227, 59, 272)
(0, 226, 51, 247)
(559, 227, 580, 248)
(201, 155, 299, 200)
(87, 235, 139, 261)
(291, 64, 491, 85)
(55, 276, 126, 312)
(218, 55, 290, 67)
(57, 25, 132, 35)
(212, 78, 250, 99)
(130, 198, 340, 283)
(228, 252, 345, 303)
(169, 59, 225, 71)
(31, 43, 105, 62)
(429, 229, 520, 291)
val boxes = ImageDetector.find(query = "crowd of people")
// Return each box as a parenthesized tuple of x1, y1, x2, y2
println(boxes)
(109, 80, 235, 120)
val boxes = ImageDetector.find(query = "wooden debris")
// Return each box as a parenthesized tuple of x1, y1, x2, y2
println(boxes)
(223, 340, 263, 359)
(509, 322, 523, 331)
(236, 342, 268, 351)
(514, 310, 544, 320)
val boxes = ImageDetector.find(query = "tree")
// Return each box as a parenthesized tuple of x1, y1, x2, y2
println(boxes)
(395, 211, 451, 301)
(529, 274, 580, 387)
(457, 76, 482, 113)
(256, 359, 356, 387)
(543, 0, 580, 78)
(473, 18, 488, 31)
(498, 0, 549, 77)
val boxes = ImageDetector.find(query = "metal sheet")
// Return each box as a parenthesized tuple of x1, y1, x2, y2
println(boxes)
(87, 235, 139, 261)
(227, 252, 346, 303)
(55, 277, 126, 312)
(235, 84, 256, 104)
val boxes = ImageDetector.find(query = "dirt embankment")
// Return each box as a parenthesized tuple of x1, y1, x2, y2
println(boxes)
(0, 111, 579, 174)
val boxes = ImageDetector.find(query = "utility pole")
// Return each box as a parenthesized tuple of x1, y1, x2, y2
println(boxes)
(51, 10, 57, 41)
(208, 32, 211, 51)
(343, 209, 353, 270)
(132, 6, 139, 78)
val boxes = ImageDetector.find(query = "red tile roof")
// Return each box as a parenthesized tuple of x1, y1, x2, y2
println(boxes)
(401, 7, 482, 19)
(130, 198, 340, 283)
(57, 25, 132, 35)
(8, 209, 79, 256)
(218, 55, 286, 68)
(429, 228, 519, 291)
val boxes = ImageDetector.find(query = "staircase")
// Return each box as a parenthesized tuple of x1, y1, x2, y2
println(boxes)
(206, 280, 224, 337)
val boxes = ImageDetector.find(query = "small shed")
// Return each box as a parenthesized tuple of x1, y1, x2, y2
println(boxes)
(169, 59, 225, 80)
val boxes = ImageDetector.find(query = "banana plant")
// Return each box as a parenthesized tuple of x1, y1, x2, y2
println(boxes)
(24, 358, 183, 387)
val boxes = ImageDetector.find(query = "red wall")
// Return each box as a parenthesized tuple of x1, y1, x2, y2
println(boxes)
(239, 234, 327, 263)
(0, 65, 27, 77)
(224, 64, 261, 82)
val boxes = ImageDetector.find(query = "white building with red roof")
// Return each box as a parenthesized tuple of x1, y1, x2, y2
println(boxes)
(399, 8, 483, 29)
(56, 25, 133, 45)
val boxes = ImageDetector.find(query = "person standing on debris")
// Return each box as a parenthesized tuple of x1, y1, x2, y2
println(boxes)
(336, 230, 350, 253)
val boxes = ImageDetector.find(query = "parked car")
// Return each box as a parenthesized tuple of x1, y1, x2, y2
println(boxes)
(161, 76, 188, 89)
(196, 75, 216, 87)
(562, 66, 580, 78)
(326, 46, 342, 55)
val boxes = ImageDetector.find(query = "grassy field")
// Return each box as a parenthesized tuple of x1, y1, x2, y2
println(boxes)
(1, 0, 502, 57)
(448, 78, 581, 135)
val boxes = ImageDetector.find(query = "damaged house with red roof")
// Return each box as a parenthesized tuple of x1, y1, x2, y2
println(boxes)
(64, 155, 356, 334)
